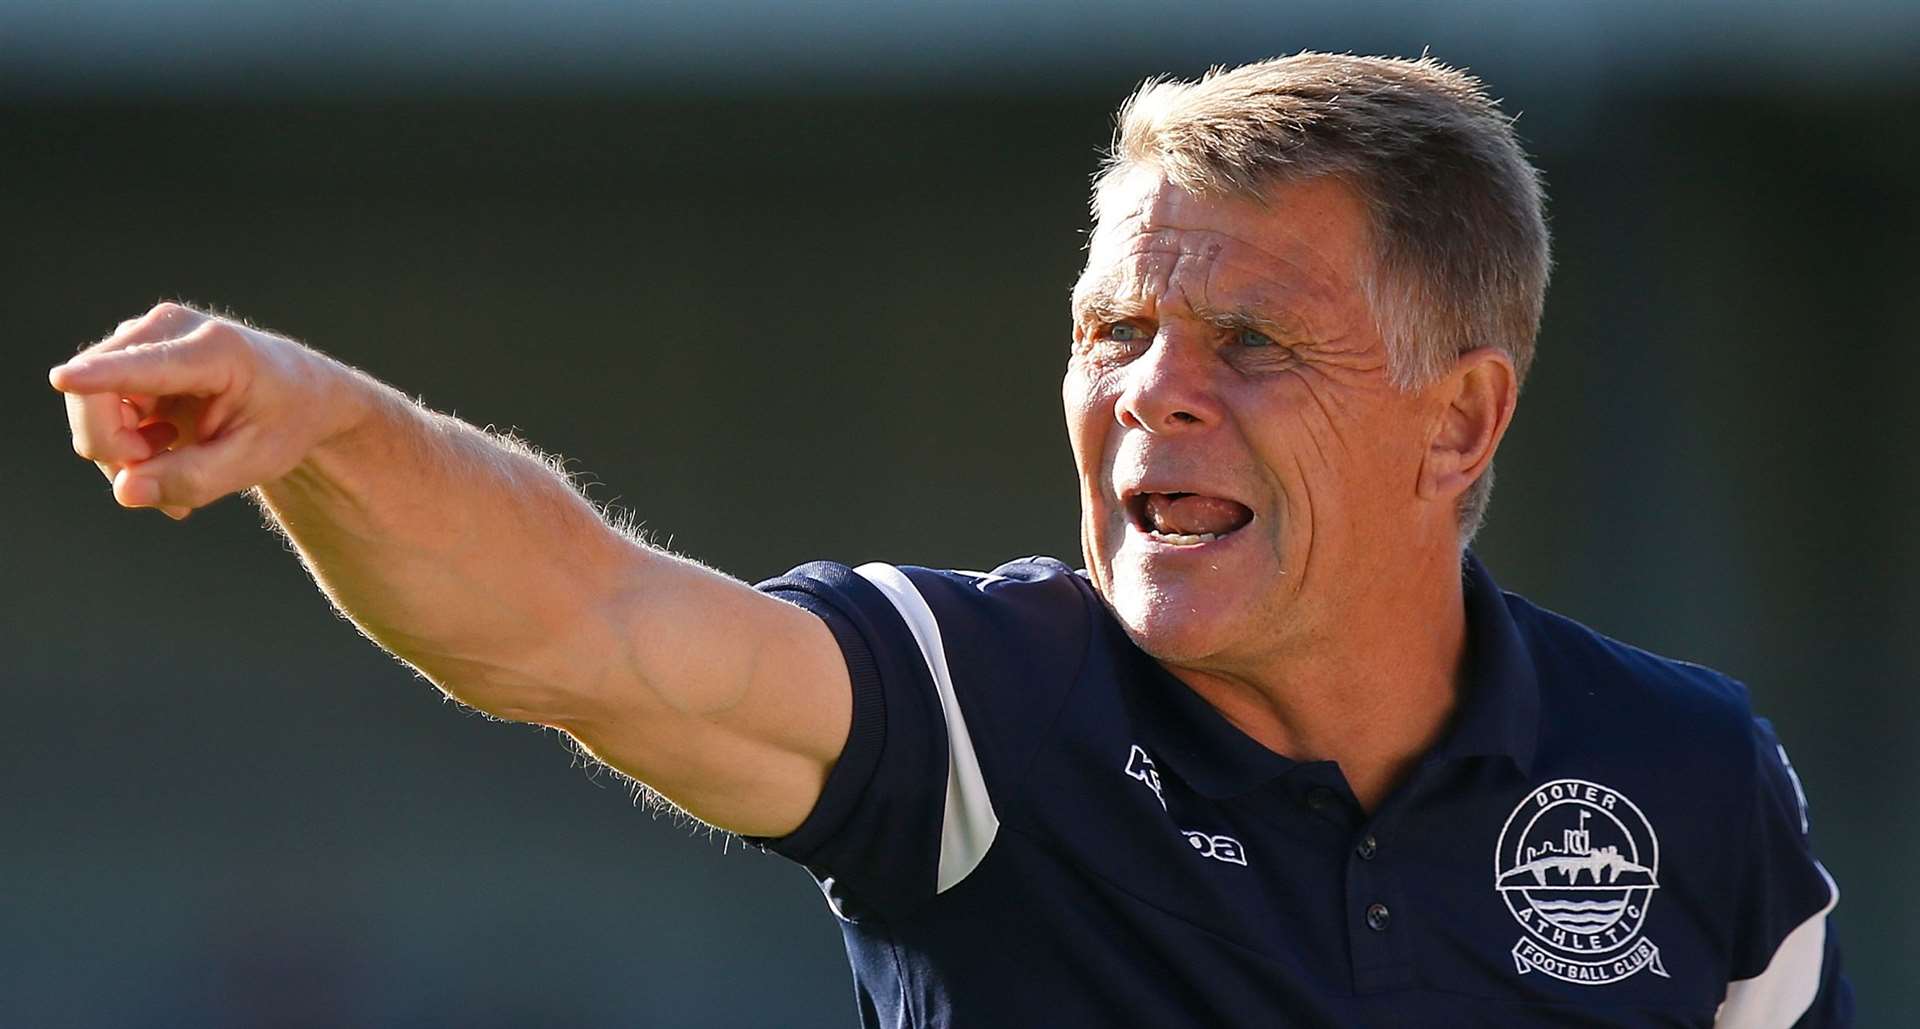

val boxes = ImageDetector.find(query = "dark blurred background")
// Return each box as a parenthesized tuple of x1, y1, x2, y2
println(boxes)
(4, 2, 1915, 1026)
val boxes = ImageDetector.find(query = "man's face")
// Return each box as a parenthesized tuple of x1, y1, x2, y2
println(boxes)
(1065, 170, 1444, 671)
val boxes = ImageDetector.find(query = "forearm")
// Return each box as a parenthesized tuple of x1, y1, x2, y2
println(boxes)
(56, 306, 850, 833)
(254, 363, 639, 723)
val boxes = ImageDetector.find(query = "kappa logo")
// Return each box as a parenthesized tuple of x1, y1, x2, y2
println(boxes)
(1183, 831, 1247, 865)
(1494, 778, 1669, 985)
(1126, 744, 1248, 868)
(1125, 744, 1166, 809)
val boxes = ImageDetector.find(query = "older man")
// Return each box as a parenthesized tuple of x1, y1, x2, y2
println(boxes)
(51, 53, 1845, 1027)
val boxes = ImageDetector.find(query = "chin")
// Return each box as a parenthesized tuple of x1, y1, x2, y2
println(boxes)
(1100, 565, 1250, 668)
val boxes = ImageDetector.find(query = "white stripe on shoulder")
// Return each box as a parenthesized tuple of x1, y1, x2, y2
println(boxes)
(949, 570, 1010, 591)
(1715, 862, 1840, 1029)
(853, 562, 1000, 893)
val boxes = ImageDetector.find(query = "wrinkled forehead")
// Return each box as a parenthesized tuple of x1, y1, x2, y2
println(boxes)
(1087, 165, 1200, 245)
(1075, 168, 1370, 316)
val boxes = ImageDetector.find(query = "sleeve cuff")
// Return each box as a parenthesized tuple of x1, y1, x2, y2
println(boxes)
(746, 584, 889, 861)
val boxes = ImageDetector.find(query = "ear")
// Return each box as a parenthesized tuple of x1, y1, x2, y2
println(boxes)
(1418, 346, 1518, 504)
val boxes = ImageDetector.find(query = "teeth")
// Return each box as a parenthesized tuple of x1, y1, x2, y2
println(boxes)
(1146, 530, 1221, 546)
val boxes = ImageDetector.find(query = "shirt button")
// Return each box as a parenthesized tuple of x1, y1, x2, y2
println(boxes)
(1306, 787, 1335, 811)
(1365, 903, 1391, 932)
(1356, 834, 1378, 860)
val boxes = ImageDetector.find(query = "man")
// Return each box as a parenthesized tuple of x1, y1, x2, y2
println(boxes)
(51, 53, 1847, 1027)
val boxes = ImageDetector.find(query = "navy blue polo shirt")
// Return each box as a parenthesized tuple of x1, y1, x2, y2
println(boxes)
(754, 554, 1850, 1027)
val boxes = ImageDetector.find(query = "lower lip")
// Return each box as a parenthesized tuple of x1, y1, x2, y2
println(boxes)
(1124, 521, 1251, 552)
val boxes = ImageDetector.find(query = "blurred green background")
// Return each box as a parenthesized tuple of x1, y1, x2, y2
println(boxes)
(4, 3, 1914, 1025)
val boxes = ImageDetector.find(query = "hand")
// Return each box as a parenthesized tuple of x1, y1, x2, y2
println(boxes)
(51, 302, 360, 520)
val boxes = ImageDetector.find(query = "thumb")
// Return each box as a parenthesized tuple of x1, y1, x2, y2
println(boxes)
(112, 428, 258, 512)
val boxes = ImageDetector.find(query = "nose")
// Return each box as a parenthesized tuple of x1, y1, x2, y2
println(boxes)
(1114, 332, 1220, 433)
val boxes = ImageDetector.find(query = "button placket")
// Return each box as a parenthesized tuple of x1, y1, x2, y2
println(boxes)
(1345, 822, 1412, 992)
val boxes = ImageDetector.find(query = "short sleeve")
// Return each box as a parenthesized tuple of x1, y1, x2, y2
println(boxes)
(1716, 718, 1852, 1028)
(751, 558, 1091, 920)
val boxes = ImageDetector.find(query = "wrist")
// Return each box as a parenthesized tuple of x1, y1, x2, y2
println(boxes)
(306, 349, 384, 451)
(258, 348, 395, 504)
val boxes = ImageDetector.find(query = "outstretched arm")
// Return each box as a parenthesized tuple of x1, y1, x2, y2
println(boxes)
(51, 302, 850, 837)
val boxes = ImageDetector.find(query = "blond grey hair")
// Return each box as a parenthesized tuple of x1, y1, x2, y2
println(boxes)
(1092, 52, 1551, 544)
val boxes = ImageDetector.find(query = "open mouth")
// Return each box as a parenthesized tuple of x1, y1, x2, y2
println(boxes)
(1125, 492, 1255, 547)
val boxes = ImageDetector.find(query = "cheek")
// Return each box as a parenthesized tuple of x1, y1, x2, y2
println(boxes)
(1062, 365, 1112, 476)
(1230, 388, 1346, 562)
(1250, 393, 1423, 543)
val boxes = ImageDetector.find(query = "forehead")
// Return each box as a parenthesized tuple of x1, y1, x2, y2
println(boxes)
(1075, 169, 1372, 317)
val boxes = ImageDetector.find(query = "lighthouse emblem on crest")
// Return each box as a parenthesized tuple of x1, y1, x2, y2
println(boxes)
(1494, 778, 1668, 985)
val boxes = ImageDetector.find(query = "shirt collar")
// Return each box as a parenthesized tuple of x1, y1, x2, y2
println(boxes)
(1429, 550, 1541, 775)
(1122, 550, 1540, 799)
(1121, 636, 1299, 799)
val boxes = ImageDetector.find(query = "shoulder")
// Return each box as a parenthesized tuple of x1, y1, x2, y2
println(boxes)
(757, 554, 1100, 761)
(902, 556, 1099, 653)
(759, 555, 1094, 664)
(1496, 584, 1832, 883)
(1496, 587, 1793, 848)
(1504, 589, 1758, 744)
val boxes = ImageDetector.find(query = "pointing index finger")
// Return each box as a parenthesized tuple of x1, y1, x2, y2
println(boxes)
(50, 335, 233, 399)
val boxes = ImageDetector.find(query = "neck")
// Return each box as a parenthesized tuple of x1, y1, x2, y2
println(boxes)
(1164, 546, 1468, 813)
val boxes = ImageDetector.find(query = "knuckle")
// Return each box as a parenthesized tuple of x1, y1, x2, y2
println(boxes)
(148, 301, 204, 328)
(129, 302, 185, 337)
(146, 301, 210, 339)
(187, 319, 241, 353)
(83, 301, 197, 354)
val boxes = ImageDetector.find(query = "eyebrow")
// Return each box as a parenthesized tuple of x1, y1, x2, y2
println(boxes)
(1071, 291, 1138, 325)
(1073, 286, 1309, 338)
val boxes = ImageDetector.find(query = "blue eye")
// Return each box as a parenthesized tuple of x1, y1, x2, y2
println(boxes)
(1108, 323, 1143, 342)
(1238, 327, 1276, 347)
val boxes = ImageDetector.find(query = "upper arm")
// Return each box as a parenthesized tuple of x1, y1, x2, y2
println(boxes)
(545, 545, 854, 839)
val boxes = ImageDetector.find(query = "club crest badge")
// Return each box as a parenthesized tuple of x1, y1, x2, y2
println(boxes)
(1494, 779, 1668, 985)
